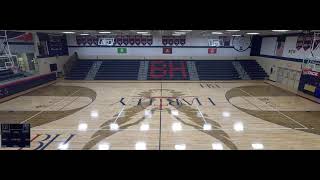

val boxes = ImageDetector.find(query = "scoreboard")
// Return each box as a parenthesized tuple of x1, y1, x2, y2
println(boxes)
(1, 124, 30, 148)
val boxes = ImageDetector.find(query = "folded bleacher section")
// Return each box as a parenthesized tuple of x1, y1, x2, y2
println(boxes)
(94, 60, 140, 80)
(65, 59, 268, 81)
(0, 69, 24, 82)
(195, 60, 241, 80)
(238, 60, 268, 80)
(65, 60, 94, 80)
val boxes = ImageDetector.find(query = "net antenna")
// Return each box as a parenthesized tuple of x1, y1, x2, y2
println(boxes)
(0, 30, 16, 71)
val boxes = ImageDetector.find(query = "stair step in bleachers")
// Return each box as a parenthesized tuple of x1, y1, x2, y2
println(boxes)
(238, 60, 269, 80)
(94, 60, 140, 80)
(65, 60, 94, 80)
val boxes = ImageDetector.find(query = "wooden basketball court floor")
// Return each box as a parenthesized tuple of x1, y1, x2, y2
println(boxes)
(1, 80, 320, 150)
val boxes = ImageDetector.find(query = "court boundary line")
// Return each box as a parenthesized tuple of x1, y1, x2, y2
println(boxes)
(238, 88, 308, 129)
(20, 88, 82, 124)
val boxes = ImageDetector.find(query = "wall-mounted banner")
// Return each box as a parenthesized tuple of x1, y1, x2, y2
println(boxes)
(296, 35, 304, 50)
(208, 39, 221, 47)
(208, 48, 217, 54)
(98, 38, 114, 46)
(275, 36, 285, 57)
(163, 47, 172, 54)
(298, 69, 320, 98)
(117, 48, 127, 54)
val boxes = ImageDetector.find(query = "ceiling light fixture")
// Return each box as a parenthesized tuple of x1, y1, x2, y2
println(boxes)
(246, 32, 260, 35)
(211, 32, 223, 35)
(271, 30, 290, 32)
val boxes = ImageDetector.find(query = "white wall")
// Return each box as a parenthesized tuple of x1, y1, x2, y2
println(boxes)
(37, 56, 70, 75)
(260, 37, 277, 56)
(67, 33, 251, 59)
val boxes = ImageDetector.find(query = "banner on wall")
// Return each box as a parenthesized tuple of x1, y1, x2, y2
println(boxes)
(163, 47, 172, 54)
(275, 36, 285, 57)
(123, 35, 129, 45)
(117, 48, 127, 54)
(208, 39, 221, 47)
(303, 34, 313, 51)
(147, 35, 153, 45)
(296, 35, 304, 50)
(298, 69, 320, 98)
(98, 38, 114, 46)
(208, 48, 217, 54)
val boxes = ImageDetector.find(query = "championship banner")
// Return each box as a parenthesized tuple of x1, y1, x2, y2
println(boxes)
(129, 36, 135, 45)
(135, 35, 141, 45)
(87, 36, 93, 46)
(82, 36, 87, 45)
(123, 35, 129, 45)
(76, 36, 81, 45)
(168, 36, 174, 45)
(208, 39, 220, 47)
(117, 48, 127, 54)
(208, 48, 217, 54)
(174, 36, 180, 46)
(275, 36, 285, 57)
(98, 37, 114, 46)
(141, 35, 147, 45)
(303, 34, 313, 51)
(93, 37, 98, 45)
(180, 36, 186, 45)
(313, 35, 320, 50)
(162, 36, 168, 45)
(116, 35, 123, 45)
(296, 35, 304, 50)
(163, 47, 172, 54)
(147, 35, 153, 45)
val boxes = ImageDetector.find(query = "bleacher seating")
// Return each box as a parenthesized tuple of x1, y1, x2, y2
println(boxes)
(195, 60, 240, 80)
(64, 59, 268, 81)
(0, 69, 24, 82)
(94, 60, 140, 80)
(238, 60, 268, 80)
(65, 60, 94, 80)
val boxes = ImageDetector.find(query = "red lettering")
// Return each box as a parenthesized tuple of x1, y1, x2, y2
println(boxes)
(169, 62, 187, 79)
(150, 61, 167, 79)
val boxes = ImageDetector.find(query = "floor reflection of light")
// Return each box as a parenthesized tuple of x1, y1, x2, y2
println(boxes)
(222, 111, 230, 117)
(144, 110, 152, 118)
(91, 111, 99, 118)
(252, 143, 264, 150)
(203, 123, 212, 131)
(58, 143, 69, 150)
(110, 123, 119, 131)
(98, 143, 110, 150)
(135, 142, 147, 150)
(140, 123, 150, 131)
(171, 110, 179, 116)
(233, 122, 244, 132)
(172, 122, 182, 132)
(212, 143, 224, 150)
(175, 144, 186, 150)
(78, 123, 88, 131)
